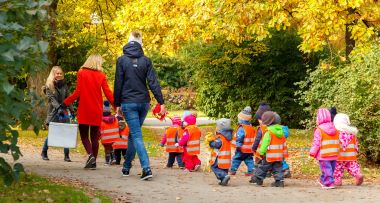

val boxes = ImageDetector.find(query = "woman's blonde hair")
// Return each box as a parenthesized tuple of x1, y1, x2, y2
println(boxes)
(45, 66, 63, 92)
(81, 54, 104, 71)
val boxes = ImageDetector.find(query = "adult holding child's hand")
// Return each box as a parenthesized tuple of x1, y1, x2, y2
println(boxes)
(114, 30, 165, 180)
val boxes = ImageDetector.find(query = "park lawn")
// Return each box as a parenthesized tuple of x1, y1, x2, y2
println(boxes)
(0, 174, 111, 203)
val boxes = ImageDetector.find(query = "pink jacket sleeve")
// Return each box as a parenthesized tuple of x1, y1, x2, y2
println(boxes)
(309, 128, 322, 157)
(160, 134, 167, 145)
(178, 130, 190, 146)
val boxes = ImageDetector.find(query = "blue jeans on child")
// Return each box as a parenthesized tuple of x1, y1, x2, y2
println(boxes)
(230, 151, 254, 173)
(121, 103, 151, 172)
(211, 159, 228, 181)
(42, 137, 69, 154)
(319, 160, 336, 186)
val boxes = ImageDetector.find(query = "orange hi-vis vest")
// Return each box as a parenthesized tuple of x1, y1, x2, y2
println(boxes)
(209, 134, 231, 169)
(185, 125, 201, 155)
(112, 126, 129, 149)
(266, 132, 288, 162)
(100, 120, 120, 144)
(254, 125, 268, 158)
(165, 126, 184, 153)
(231, 125, 256, 154)
(337, 135, 358, 161)
(319, 128, 340, 158)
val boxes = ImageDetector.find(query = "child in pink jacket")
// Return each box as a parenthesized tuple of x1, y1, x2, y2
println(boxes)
(333, 113, 363, 186)
(309, 108, 339, 189)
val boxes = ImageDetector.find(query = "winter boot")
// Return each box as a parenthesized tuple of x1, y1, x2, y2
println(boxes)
(41, 151, 49, 161)
(64, 153, 71, 162)
(271, 180, 285, 187)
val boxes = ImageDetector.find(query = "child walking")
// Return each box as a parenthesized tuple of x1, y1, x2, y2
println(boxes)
(230, 106, 255, 176)
(333, 113, 364, 186)
(250, 111, 288, 187)
(160, 115, 185, 169)
(309, 108, 339, 189)
(112, 116, 129, 165)
(176, 113, 202, 171)
(100, 101, 119, 166)
(209, 118, 233, 186)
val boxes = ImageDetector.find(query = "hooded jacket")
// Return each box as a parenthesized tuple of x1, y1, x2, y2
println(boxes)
(114, 41, 164, 107)
(209, 129, 233, 149)
(309, 108, 338, 160)
(259, 124, 285, 155)
(235, 120, 251, 148)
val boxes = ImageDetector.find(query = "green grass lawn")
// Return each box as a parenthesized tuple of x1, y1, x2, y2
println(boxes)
(0, 174, 111, 203)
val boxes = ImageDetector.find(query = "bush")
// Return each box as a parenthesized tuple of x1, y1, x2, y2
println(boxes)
(297, 39, 380, 164)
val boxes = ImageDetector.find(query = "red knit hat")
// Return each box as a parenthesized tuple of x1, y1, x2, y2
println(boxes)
(170, 115, 181, 126)
(184, 114, 196, 125)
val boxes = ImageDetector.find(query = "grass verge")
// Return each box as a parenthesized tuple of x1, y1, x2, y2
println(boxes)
(0, 174, 111, 203)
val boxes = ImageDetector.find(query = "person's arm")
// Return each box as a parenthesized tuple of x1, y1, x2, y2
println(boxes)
(259, 132, 271, 155)
(102, 74, 114, 106)
(113, 58, 124, 107)
(252, 128, 263, 152)
(236, 126, 245, 148)
(283, 126, 289, 139)
(160, 134, 167, 146)
(178, 130, 190, 146)
(46, 88, 60, 110)
(64, 84, 75, 114)
(146, 59, 164, 105)
(209, 138, 222, 149)
(309, 128, 322, 157)
(64, 71, 81, 106)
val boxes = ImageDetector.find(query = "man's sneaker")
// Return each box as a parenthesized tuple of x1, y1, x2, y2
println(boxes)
(84, 155, 96, 169)
(219, 175, 230, 186)
(283, 169, 291, 178)
(140, 169, 153, 180)
(271, 180, 285, 187)
(122, 168, 130, 177)
(194, 164, 201, 172)
(229, 170, 236, 175)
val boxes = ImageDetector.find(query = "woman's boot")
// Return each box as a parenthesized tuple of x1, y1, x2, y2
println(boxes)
(41, 151, 49, 161)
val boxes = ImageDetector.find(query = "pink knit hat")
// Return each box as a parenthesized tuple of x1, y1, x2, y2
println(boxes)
(316, 108, 331, 125)
(184, 114, 196, 125)
(170, 115, 181, 126)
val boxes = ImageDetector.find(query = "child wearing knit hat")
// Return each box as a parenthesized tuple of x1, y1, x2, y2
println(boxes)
(333, 113, 363, 186)
(209, 118, 233, 186)
(176, 114, 202, 172)
(230, 106, 255, 176)
(250, 111, 288, 187)
(160, 115, 185, 169)
(252, 102, 272, 154)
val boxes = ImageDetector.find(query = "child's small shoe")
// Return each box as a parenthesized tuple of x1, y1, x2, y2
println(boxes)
(334, 180, 342, 186)
(219, 175, 230, 186)
(179, 166, 185, 169)
(249, 176, 263, 186)
(183, 168, 190, 173)
(355, 175, 364, 186)
(322, 184, 335, 189)
(163, 165, 172, 169)
(194, 164, 201, 171)
(229, 170, 236, 175)
(245, 172, 253, 177)
(283, 169, 291, 178)
(271, 180, 285, 187)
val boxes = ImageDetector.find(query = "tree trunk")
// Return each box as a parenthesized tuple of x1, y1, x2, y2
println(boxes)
(345, 8, 356, 61)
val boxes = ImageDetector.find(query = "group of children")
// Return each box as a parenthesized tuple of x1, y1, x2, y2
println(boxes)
(160, 103, 364, 188)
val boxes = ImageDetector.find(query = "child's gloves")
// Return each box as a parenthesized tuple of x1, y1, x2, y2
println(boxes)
(174, 143, 179, 147)
(160, 143, 164, 147)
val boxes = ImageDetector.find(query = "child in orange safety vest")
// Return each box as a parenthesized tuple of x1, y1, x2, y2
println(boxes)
(176, 112, 201, 172)
(309, 108, 339, 189)
(112, 116, 129, 165)
(209, 118, 233, 186)
(250, 111, 288, 187)
(100, 101, 119, 166)
(160, 115, 185, 169)
(333, 113, 363, 186)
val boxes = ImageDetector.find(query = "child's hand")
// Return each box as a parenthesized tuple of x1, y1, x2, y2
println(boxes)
(174, 143, 179, 147)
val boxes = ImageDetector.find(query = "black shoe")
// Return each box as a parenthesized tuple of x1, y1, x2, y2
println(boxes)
(271, 180, 285, 187)
(41, 151, 49, 161)
(219, 175, 230, 186)
(89, 163, 96, 170)
(140, 169, 153, 180)
(64, 154, 71, 162)
(122, 168, 130, 177)
(266, 171, 273, 177)
(84, 155, 96, 169)
(284, 169, 291, 178)
(249, 176, 263, 186)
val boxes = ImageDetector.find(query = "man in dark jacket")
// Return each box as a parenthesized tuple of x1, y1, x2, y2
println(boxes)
(114, 30, 166, 180)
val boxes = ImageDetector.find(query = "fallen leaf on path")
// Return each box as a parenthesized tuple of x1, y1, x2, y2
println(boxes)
(176, 196, 181, 201)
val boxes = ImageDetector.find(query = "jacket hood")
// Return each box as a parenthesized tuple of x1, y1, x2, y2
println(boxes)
(317, 108, 332, 125)
(267, 124, 285, 138)
(318, 122, 336, 136)
(123, 41, 144, 58)
(218, 129, 233, 141)
(102, 115, 116, 123)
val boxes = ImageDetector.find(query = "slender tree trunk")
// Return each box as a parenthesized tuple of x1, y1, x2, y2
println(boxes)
(345, 8, 356, 61)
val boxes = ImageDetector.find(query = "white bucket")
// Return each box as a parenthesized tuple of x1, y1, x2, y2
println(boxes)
(47, 122, 78, 148)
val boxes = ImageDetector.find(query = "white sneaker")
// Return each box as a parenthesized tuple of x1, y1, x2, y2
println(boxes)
(194, 164, 201, 171)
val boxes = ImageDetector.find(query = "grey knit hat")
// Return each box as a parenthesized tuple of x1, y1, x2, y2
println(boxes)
(238, 106, 252, 121)
(216, 118, 233, 131)
(261, 111, 276, 126)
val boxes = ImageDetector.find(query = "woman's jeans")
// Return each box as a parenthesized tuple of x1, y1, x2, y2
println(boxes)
(42, 138, 69, 155)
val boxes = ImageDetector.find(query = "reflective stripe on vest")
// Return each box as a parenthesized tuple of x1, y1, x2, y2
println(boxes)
(209, 134, 231, 169)
(100, 120, 120, 144)
(319, 128, 339, 158)
(186, 125, 201, 155)
(338, 135, 358, 161)
(112, 138, 128, 149)
(266, 131, 288, 162)
(165, 127, 184, 153)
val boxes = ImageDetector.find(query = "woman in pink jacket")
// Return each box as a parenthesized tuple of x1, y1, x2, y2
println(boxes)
(309, 108, 339, 189)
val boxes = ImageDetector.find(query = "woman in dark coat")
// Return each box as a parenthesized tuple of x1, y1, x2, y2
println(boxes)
(42, 66, 74, 162)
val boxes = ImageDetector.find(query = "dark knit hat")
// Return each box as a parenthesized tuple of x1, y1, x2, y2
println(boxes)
(216, 118, 233, 131)
(103, 101, 111, 116)
(261, 111, 276, 126)
(254, 102, 271, 120)
(238, 106, 252, 121)
(329, 106, 337, 121)
(273, 113, 281, 124)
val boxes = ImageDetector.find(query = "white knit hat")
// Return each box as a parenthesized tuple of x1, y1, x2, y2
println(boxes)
(333, 113, 358, 135)
(128, 31, 143, 46)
